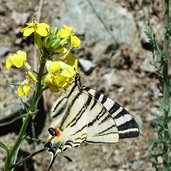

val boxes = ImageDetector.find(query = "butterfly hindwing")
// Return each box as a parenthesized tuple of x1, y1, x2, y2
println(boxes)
(84, 87, 139, 138)
(80, 90, 119, 144)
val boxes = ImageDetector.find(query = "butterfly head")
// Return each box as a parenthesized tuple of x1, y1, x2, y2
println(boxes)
(44, 127, 72, 170)
(48, 127, 61, 137)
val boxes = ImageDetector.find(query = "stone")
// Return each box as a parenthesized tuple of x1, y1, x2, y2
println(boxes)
(54, 0, 137, 63)
(140, 51, 160, 73)
(103, 70, 122, 87)
(11, 11, 29, 25)
(79, 58, 96, 74)
(0, 47, 9, 56)
(134, 115, 143, 128)
(0, 2, 5, 15)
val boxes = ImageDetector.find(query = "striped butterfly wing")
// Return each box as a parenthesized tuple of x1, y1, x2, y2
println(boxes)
(48, 77, 139, 154)
(84, 87, 139, 139)
(80, 89, 119, 144)
(50, 83, 88, 149)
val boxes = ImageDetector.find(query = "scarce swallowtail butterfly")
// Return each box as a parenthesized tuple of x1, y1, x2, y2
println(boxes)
(44, 74, 139, 170)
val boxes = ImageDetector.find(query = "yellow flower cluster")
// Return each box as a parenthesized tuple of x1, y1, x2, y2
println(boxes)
(20, 20, 50, 37)
(44, 52, 78, 92)
(59, 25, 81, 47)
(5, 50, 27, 69)
(5, 20, 80, 98)
(5, 50, 38, 97)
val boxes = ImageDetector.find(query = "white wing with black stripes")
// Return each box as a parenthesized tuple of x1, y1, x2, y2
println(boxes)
(44, 75, 139, 169)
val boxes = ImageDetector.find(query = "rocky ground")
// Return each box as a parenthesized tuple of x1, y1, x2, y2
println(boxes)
(0, 0, 166, 171)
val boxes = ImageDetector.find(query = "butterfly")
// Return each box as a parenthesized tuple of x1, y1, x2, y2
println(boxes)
(44, 74, 139, 170)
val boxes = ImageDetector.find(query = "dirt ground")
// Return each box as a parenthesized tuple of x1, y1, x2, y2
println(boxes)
(0, 0, 166, 171)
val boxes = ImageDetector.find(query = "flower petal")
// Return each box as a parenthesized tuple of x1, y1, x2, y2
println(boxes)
(23, 83, 31, 97)
(63, 25, 73, 32)
(71, 35, 81, 47)
(22, 27, 35, 37)
(12, 50, 26, 68)
(49, 61, 61, 75)
(55, 75, 67, 87)
(12, 54, 24, 68)
(5, 56, 13, 70)
(17, 85, 25, 97)
(17, 50, 27, 61)
(36, 23, 50, 36)
(59, 28, 71, 38)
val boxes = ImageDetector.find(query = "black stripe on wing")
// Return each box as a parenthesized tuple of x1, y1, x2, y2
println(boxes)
(64, 91, 92, 128)
(52, 81, 78, 118)
(84, 87, 139, 139)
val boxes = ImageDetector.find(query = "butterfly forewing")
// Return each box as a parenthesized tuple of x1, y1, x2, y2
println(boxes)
(50, 83, 88, 149)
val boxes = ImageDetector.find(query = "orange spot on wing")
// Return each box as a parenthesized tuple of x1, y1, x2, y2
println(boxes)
(54, 128, 61, 137)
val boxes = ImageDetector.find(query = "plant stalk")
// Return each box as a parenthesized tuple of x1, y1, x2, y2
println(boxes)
(162, 0, 170, 115)
(162, 0, 170, 170)
(4, 57, 46, 171)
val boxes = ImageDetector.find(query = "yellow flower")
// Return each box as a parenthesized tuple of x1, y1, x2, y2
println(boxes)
(59, 25, 73, 38)
(20, 21, 50, 37)
(45, 53, 78, 92)
(71, 35, 81, 47)
(17, 80, 31, 98)
(26, 71, 38, 83)
(61, 53, 78, 77)
(5, 50, 27, 70)
(59, 25, 81, 48)
(44, 74, 68, 92)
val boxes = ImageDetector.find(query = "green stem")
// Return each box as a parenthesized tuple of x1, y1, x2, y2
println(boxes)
(162, 0, 170, 115)
(4, 57, 46, 171)
(162, 0, 170, 170)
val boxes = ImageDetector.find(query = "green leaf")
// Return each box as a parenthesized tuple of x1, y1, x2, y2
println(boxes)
(0, 114, 26, 127)
(0, 110, 38, 127)
(0, 142, 9, 152)
(11, 148, 45, 168)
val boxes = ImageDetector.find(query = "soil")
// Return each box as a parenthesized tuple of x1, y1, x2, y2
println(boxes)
(0, 0, 165, 171)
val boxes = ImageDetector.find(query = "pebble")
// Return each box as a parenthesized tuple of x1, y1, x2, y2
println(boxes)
(103, 70, 122, 87)
(0, 47, 9, 56)
(79, 58, 96, 74)
(134, 115, 143, 128)
(0, 5, 5, 15)
(150, 107, 161, 116)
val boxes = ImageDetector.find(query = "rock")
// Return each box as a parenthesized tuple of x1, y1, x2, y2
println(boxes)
(0, 47, 9, 56)
(0, 1, 5, 15)
(79, 58, 96, 74)
(134, 115, 143, 128)
(132, 160, 144, 170)
(140, 51, 159, 73)
(103, 70, 123, 87)
(150, 107, 161, 116)
(54, 0, 137, 63)
(11, 11, 29, 25)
